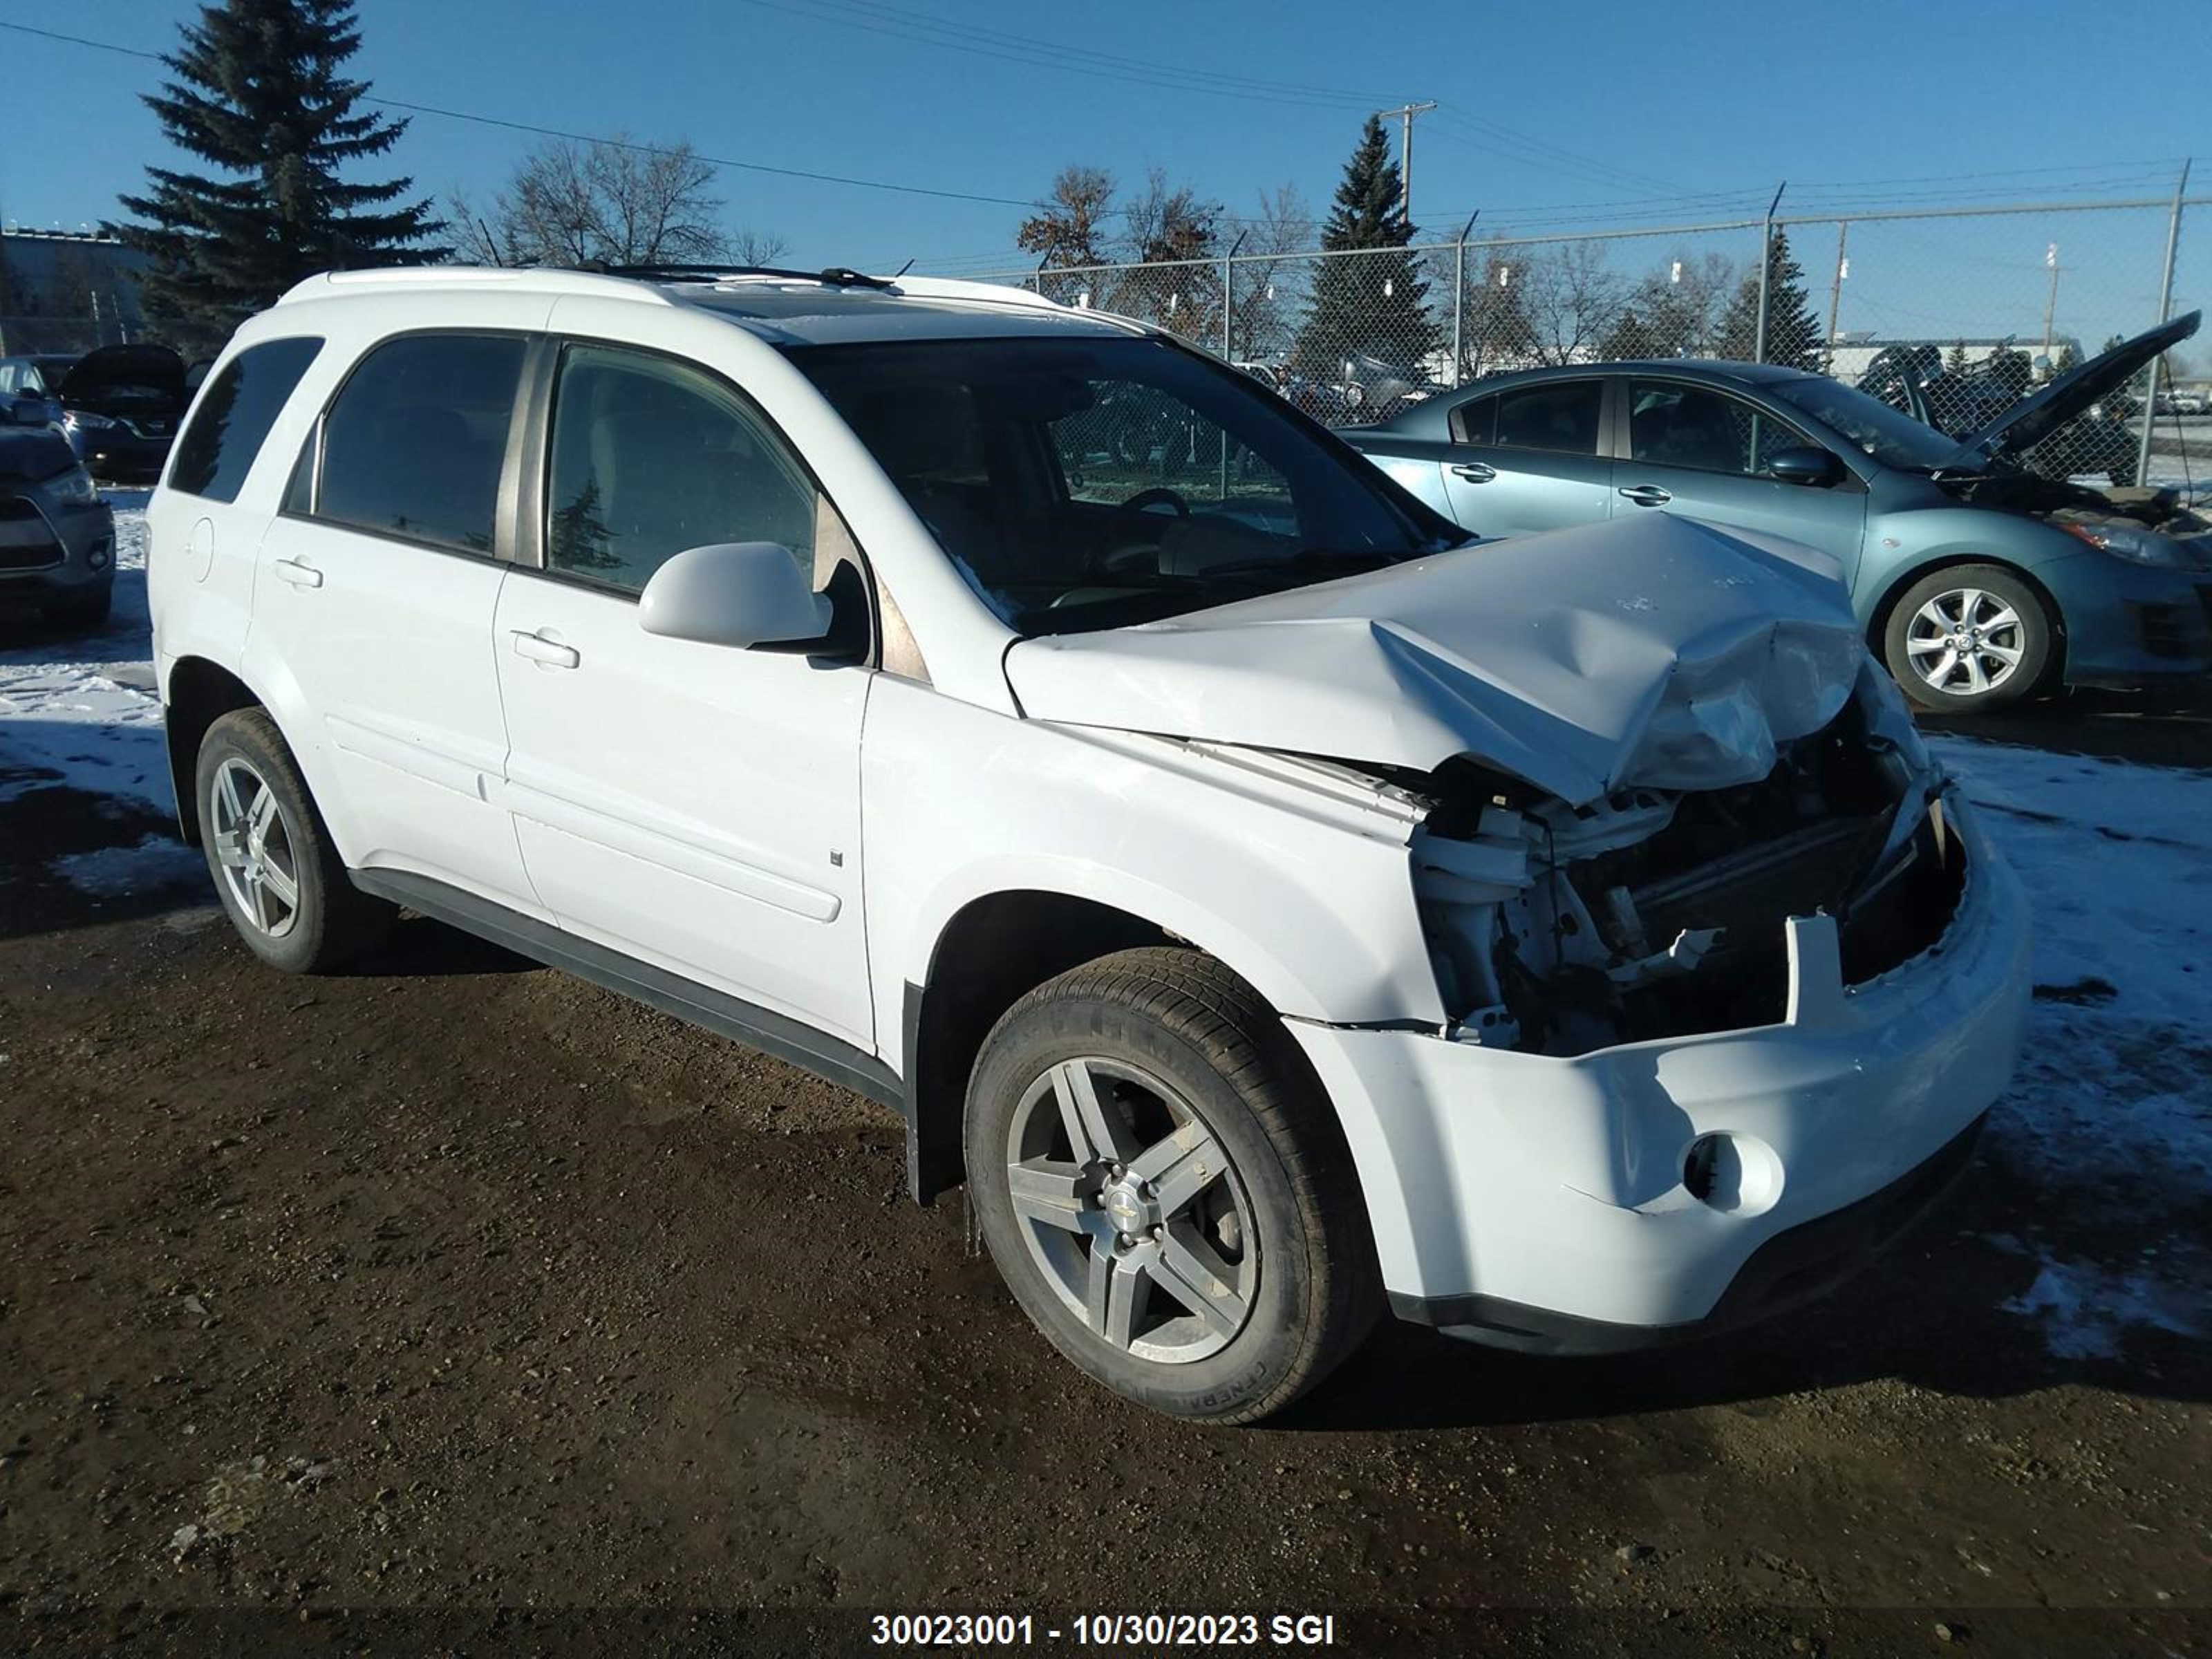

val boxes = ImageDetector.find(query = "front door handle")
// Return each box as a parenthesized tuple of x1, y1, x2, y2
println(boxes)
(1450, 461, 1497, 483)
(509, 629, 581, 669)
(1618, 485, 1673, 507)
(271, 557, 324, 589)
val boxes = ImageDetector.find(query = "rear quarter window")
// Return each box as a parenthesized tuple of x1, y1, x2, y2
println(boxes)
(167, 337, 324, 503)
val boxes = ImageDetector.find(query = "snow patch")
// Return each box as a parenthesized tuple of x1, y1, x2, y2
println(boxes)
(1932, 735, 2212, 1355)
(50, 835, 206, 899)
(2000, 1253, 2204, 1360)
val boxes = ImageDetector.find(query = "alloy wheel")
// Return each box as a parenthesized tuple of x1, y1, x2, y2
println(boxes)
(1903, 585, 2027, 697)
(208, 756, 302, 938)
(1003, 1056, 1258, 1364)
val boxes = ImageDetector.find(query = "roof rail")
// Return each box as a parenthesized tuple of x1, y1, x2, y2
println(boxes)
(626, 265, 1068, 313)
(276, 265, 677, 307)
(874, 274, 1067, 312)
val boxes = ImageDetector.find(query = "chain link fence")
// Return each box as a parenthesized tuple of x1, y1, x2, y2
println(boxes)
(966, 189, 2211, 491)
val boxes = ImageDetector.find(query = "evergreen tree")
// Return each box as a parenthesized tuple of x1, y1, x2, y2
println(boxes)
(1946, 339, 1971, 374)
(1293, 117, 1436, 381)
(1714, 229, 1824, 369)
(112, 0, 447, 351)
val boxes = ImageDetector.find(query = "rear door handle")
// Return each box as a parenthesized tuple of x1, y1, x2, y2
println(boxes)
(1618, 485, 1673, 507)
(271, 557, 324, 589)
(1450, 462, 1497, 482)
(509, 629, 581, 669)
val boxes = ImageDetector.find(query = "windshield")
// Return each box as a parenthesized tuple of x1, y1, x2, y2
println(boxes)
(1768, 374, 1963, 471)
(788, 335, 1461, 635)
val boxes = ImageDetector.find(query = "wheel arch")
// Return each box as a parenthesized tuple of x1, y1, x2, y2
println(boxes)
(163, 655, 265, 841)
(901, 890, 1176, 1203)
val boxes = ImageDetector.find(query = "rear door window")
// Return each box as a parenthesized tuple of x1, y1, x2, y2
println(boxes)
(1492, 381, 1603, 454)
(168, 337, 324, 503)
(312, 334, 526, 554)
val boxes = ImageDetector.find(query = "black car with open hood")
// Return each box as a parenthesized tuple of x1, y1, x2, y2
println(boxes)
(56, 344, 190, 483)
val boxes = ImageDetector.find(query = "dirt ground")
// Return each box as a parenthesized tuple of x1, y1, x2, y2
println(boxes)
(1, 700, 2208, 1656)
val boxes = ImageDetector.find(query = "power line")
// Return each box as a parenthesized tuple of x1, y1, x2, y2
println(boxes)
(766, 0, 1411, 107)
(729, 0, 1396, 111)
(0, 19, 1036, 209)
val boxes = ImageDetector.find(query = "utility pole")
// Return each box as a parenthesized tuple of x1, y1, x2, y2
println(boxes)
(1374, 101, 1438, 221)
(1826, 220, 1849, 366)
(2135, 157, 2191, 485)
(2041, 241, 2060, 370)
(1752, 180, 1786, 364)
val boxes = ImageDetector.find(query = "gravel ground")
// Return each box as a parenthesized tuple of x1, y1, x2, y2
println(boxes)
(1, 512, 2208, 1656)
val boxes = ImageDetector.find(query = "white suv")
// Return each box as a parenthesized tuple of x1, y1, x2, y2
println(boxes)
(149, 266, 2031, 1423)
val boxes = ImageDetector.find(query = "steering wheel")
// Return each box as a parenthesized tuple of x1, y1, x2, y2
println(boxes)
(1121, 486, 1191, 518)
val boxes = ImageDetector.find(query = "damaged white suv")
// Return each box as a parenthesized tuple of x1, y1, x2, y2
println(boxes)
(149, 266, 2032, 1423)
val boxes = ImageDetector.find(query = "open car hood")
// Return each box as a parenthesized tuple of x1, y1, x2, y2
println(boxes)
(1953, 309, 2200, 464)
(57, 343, 187, 408)
(1002, 514, 1866, 807)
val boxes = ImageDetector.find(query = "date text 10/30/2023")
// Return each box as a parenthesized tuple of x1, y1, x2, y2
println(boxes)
(870, 1613, 1340, 1647)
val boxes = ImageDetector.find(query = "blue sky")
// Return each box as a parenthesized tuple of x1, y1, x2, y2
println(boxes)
(1, 0, 2203, 352)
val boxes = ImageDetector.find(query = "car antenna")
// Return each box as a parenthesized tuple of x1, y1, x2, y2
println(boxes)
(893, 258, 915, 279)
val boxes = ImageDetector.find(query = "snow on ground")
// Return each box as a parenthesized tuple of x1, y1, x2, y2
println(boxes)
(1927, 734, 2212, 1358)
(0, 494, 172, 814)
(1, 501, 2207, 1358)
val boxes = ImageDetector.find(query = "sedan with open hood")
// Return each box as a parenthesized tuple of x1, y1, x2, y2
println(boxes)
(152, 266, 2030, 1421)
(1347, 312, 2209, 711)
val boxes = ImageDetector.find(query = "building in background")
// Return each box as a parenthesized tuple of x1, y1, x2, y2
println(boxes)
(0, 229, 149, 356)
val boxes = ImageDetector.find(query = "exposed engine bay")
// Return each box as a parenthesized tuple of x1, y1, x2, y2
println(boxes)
(1941, 471, 2212, 561)
(1405, 668, 1965, 1056)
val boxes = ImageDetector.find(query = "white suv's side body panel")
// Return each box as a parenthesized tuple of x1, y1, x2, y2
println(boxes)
(859, 674, 1448, 1067)
(251, 518, 536, 907)
(491, 569, 877, 1044)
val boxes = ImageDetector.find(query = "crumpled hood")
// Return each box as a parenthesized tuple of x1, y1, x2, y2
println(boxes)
(1003, 514, 1865, 807)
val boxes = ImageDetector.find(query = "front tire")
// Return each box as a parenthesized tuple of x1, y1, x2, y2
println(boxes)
(194, 709, 395, 973)
(965, 948, 1380, 1424)
(1882, 563, 2053, 711)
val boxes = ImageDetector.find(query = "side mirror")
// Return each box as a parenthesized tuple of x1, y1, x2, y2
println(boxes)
(637, 541, 833, 651)
(1766, 445, 1845, 487)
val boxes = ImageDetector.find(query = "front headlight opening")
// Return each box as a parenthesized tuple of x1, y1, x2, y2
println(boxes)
(2063, 520, 2190, 568)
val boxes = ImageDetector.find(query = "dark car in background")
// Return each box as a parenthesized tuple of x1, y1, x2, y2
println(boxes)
(0, 426, 116, 629)
(0, 354, 77, 432)
(50, 344, 189, 484)
(1342, 313, 2209, 711)
(1857, 343, 2139, 485)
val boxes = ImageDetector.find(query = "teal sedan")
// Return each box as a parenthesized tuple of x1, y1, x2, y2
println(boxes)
(1344, 313, 2209, 710)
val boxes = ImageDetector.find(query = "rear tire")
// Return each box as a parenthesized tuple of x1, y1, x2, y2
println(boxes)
(964, 948, 1380, 1424)
(194, 709, 396, 973)
(1882, 563, 2053, 711)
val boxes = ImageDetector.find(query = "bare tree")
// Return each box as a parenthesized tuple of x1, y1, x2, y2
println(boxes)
(1519, 241, 1627, 366)
(1228, 182, 1312, 364)
(451, 135, 759, 268)
(729, 226, 791, 268)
